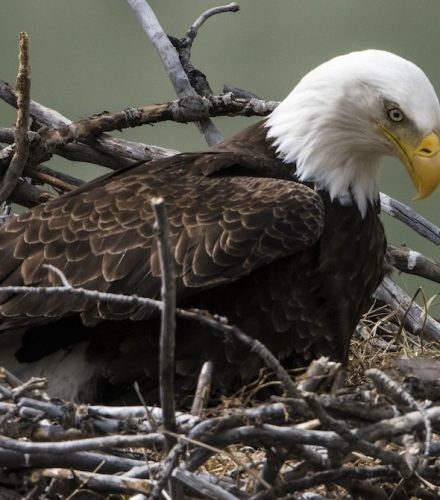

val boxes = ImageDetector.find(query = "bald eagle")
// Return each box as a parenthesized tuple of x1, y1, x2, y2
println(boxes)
(0, 50, 439, 402)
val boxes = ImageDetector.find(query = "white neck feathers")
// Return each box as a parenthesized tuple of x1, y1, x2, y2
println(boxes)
(265, 77, 382, 217)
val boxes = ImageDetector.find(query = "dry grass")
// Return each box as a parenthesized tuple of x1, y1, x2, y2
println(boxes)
(350, 301, 440, 382)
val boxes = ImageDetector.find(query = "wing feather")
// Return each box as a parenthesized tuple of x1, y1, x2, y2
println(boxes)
(0, 156, 324, 328)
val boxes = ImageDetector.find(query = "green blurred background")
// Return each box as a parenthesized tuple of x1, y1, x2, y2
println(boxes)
(0, 0, 439, 310)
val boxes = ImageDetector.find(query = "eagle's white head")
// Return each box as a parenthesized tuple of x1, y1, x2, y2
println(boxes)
(266, 50, 440, 216)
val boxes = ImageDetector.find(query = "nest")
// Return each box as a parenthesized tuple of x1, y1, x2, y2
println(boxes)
(0, 306, 439, 500)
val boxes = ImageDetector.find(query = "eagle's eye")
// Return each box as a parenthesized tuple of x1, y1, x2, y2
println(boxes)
(386, 107, 404, 122)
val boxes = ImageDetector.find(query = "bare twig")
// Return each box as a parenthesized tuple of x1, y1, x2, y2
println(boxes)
(387, 244, 440, 283)
(366, 368, 432, 455)
(151, 197, 177, 453)
(151, 197, 180, 499)
(172, 3, 239, 98)
(0, 448, 148, 473)
(24, 163, 83, 192)
(357, 406, 440, 443)
(258, 446, 291, 492)
(0, 80, 178, 168)
(305, 393, 413, 478)
(380, 193, 440, 245)
(250, 466, 398, 500)
(172, 467, 239, 500)
(376, 276, 440, 342)
(32, 468, 155, 495)
(0, 367, 23, 387)
(189, 3, 239, 38)
(0, 33, 31, 203)
(150, 441, 185, 499)
(0, 79, 69, 128)
(167, 430, 272, 491)
(191, 361, 214, 417)
(37, 94, 276, 147)
(126, 0, 222, 145)
(0, 277, 162, 313)
(0, 433, 164, 454)
(7, 177, 53, 207)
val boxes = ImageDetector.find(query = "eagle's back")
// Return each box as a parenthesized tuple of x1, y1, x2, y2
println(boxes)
(0, 121, 386, 402)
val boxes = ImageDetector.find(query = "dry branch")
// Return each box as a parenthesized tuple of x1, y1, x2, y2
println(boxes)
(189, 3, 239, 36)
(191, 361, 214, 417)
(151, 197, 177, 453)
(0, 33, 31, 203)
(171, 3, 239, 99)
(126, 0, 222, 145)
(0, 80, 178, 168)
(32, 468, 155, 495)
(387, 243, 440, 283)
(380, 193, 440, 245)
(376, 276, 440, 342)
(172, 467, 239, 500)
(37, 94, 276, 147)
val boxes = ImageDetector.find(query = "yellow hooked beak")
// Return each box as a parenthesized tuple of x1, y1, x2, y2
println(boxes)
(379, 125, 440, 200)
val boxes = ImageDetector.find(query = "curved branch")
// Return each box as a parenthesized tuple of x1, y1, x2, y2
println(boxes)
(188, 3, 239, 38)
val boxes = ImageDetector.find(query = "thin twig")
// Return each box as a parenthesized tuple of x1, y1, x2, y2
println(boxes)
(0, 79, 69, 128)
(0, 32, 31, 204)
(188, 3, 239, 38)
(173, 3, 239, 98)
(151, 197, 177, 453)
(0, 367, 23, 387)
(151, 197, 180, 499)
(0, 80, 178, 168)
(357, 406, 440, 443)
(150, 442, 185, 499)
(24, 163, 83, 192)
(166, 430, 273, 492)
(191, 361, 214, 417)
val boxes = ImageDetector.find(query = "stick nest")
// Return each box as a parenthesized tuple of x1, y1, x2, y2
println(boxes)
(0, 305, 439, 499)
